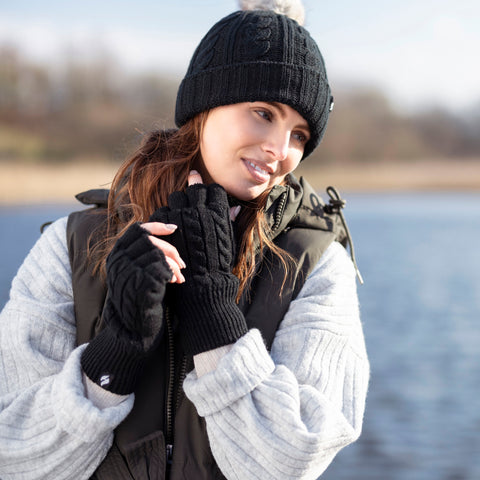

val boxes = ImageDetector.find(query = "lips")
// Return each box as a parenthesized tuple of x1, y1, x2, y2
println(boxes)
(246, 160, 269, 176)
(244, 157, 275, 174)
(242, 158, 274, 184)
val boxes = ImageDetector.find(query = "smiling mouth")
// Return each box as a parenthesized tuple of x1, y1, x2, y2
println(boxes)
(245, 160, 270, 176)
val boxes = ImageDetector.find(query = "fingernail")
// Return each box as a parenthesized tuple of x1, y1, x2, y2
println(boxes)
(179, 258, 187, 269)
(230, 205, 241, 221)
(165, 224, 177, 231)
(190, 170, 199, 175)
(170, 274, 177, 283)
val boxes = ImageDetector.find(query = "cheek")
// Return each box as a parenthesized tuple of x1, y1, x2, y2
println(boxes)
(200, 136, 235, 188)
(200, 126, 222, 173)
(282, 154, 302, 176)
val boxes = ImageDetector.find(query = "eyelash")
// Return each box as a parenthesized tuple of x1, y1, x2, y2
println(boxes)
(256, 109, 272, 121)
(292, 131, 308, 144)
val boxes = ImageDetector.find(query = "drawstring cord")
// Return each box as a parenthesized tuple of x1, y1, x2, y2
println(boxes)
(324, 186, 364, 285)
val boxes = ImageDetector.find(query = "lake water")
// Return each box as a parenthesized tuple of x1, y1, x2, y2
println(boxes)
(1, 192, 480, 480)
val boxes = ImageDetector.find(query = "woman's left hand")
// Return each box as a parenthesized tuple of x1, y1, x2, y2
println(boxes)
(144, 170, 240, 285)
(187, 170, 241, 221)
(148, 170, 247, 356)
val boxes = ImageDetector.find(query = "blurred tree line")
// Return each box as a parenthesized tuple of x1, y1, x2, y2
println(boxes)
(1, 44, 479, 165)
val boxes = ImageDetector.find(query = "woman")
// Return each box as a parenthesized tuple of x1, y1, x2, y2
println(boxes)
(0, 4, 369, 480)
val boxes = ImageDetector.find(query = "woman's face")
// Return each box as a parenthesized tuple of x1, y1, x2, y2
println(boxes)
(199, 102, 310, 201)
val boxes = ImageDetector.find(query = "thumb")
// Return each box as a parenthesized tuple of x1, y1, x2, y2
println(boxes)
(188, 170, 203, 186)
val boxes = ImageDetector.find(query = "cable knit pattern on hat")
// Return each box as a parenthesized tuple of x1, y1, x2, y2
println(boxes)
(175, 10, 333, 158)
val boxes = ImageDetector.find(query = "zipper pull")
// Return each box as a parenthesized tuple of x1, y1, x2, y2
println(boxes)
(166, 444, 173, 465)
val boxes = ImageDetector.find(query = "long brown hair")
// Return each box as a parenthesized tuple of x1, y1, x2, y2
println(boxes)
(91, 113, 293, 298)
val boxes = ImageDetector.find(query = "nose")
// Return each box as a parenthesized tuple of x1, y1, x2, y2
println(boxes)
(262, 128, 290, 161)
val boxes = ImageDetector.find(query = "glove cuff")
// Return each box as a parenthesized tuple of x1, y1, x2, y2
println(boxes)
(81, 328, 146, 395)
(179, 276, 248, 356)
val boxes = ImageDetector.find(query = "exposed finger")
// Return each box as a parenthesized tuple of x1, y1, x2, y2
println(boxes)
(166, 256, 185, 283)
(188, 170, 203, 186)
(147, 235, 186, 269)
(141, 222, 177, 236)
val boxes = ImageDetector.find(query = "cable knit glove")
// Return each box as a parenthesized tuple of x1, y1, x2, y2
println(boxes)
(150, 184, 248, 356)
(81, 222, 172, 394)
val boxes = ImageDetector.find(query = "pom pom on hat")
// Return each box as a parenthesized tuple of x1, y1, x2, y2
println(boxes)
(238, 0, 305, 25)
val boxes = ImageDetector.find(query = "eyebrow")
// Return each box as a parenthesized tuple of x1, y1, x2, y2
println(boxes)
(267, 101, 288, 119)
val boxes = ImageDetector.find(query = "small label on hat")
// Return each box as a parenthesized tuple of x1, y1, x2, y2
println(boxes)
(100, 374, 111, 387)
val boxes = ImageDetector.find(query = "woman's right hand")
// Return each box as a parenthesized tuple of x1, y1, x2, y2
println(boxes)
(141, 222, 186, 284)
(81, 221, 175, 393)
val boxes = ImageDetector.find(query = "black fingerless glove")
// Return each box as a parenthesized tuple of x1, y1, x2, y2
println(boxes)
(151, 184, 248, 356)
(81, 223, 172, 394)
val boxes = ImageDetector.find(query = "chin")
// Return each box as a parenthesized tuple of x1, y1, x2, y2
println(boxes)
(226, 184, 266, 202)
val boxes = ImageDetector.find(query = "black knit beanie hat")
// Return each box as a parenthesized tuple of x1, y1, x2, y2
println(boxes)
(175, 10, 333, 159)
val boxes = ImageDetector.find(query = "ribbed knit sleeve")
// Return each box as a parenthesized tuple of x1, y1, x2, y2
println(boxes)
(183, 241, 369, 480)
(0, 217, 134, 480)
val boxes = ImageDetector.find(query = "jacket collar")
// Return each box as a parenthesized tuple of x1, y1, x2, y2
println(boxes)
(264, 174, 303, 240)
(264, 174, 342, 242)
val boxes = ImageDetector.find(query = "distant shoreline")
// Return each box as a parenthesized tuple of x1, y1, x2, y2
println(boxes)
(296, 158, 480, 193)
(1, 158, 479, 205)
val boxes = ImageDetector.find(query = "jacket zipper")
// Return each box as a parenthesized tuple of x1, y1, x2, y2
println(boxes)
(165, 307, 175, 469)
(165, 308, 192, 476)
(165, 308, 189, 473)
(272, 188, 289, 232)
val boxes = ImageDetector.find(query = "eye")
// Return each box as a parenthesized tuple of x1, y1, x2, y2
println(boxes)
(292, 131, 309, 145)
(255, 109, 272, 122)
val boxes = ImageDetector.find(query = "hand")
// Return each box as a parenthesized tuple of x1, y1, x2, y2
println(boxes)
(140, 222, 186, 284)
(141, 170, 240, 284)
(151, 176, 235, 282)
(187, 170, 241, 221)
(81, 222, 174, 394)
(150, 171, 248, 356)
(103, 223, 173, 350)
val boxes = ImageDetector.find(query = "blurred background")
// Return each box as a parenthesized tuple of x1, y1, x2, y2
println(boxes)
(1, 1, 479, 479)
